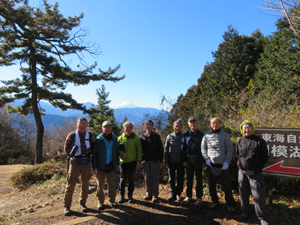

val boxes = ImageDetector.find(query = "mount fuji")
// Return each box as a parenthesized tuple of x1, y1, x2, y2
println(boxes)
(111, 101, 137, 109)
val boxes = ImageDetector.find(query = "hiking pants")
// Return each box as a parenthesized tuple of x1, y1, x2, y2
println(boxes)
(238, 171, 268, 220)
(186, 162, 203, 199)
(119, 161, 136, 198)
(208, 166, 235, 207)
(142, 160, 160, 198)
(168, 161, 184, 197)
(64, 158, 91, 207)
(96, 169, 116, 205)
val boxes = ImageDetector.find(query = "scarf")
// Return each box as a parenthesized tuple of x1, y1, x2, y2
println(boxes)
(103, 133, 113, 140)
(74, 129, 90, 156)
(210, 127, 221, 133)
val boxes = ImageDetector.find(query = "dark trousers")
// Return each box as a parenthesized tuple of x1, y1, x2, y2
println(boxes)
(208, 166, 235, 207)
(168, 161, 184, 196)
(119, 161, 136, 197)
(238, 171, 268, 220)
(186, 162, 203, 198)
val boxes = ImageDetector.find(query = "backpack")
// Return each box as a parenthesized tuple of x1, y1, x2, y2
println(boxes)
(70, 130, 94, 165)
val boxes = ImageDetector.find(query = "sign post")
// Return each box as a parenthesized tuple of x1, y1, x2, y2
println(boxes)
(255, 128, 300, 179)
(255, 128, 300, 204)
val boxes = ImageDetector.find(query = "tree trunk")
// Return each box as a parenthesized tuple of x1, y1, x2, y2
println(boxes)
(29, 41, 44, 164)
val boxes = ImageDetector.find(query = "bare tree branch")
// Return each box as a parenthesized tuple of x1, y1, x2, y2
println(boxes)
(262, 0, 300, 38)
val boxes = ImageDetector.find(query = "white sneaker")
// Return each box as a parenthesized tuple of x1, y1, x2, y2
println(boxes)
(176, 195, 182, 201)
(196, 198, 203, 205)
(183, 197, 191, 204)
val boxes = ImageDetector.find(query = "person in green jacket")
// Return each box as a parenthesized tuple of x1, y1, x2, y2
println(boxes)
(117, 121, 142, 203)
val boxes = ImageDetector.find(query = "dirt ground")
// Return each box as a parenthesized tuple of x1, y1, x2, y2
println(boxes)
(0, 165, 299, 225)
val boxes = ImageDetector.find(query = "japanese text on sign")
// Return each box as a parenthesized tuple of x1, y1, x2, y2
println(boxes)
(261, 133, 300, 158)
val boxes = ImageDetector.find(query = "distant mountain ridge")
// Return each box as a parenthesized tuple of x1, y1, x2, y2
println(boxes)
(10, 100, 162, 127)
(111, 101, 137, 109)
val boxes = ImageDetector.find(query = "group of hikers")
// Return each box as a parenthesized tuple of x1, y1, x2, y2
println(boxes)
(63, 116, 270, 225)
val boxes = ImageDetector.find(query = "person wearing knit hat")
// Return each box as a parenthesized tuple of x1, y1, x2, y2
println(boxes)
(236, 120, 269, 225)
(165, 119, 184, 201)
(173, 118, 182, 126)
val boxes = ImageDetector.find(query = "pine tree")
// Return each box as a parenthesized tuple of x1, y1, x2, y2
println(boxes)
(253, 17, 300, 103)
(197, 26, 265, 117)
(0, 0, 124, 164)
(89, 85, 121, 136)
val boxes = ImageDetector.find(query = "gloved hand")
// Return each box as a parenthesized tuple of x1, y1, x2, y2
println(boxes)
(206, 159, 211, 167)
(221, 162, 228, 170)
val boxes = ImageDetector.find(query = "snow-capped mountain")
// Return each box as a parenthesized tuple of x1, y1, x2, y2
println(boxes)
(111, 101, 137, 109)
(10, 100, 164, 127)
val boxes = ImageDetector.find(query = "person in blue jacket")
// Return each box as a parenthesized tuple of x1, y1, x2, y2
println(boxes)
(92, 121, 119, 210)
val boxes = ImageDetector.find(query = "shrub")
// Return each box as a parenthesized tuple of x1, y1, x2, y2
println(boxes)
(9, 161, 66, 190)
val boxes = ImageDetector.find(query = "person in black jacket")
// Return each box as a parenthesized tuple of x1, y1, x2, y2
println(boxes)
(236, 120, 269, 225)
(140, 120, 164, 203)
(181, 117, 205, 205)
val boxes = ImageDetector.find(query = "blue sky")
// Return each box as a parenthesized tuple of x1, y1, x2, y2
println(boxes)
(0, 0, 280, 109)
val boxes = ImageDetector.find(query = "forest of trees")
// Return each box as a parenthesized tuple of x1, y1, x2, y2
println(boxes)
(162, 16, 300, 138)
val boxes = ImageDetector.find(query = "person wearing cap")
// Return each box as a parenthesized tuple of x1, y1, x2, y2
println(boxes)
(181, 117, 205, 205)
(236, 120, 269, 225)
(117, 121, 142, 203)
(164, 119, 184, 201)
(201, 117, 235, 211)
(139, 119, 164, 203)
(92, 121, 120, 210)
(63, 117, 94, 215)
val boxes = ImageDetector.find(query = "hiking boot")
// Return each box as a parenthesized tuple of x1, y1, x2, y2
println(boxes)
(118, 196, 124, 203)
(260, 220, 269, 225)
(143, 195, 152, 200)
(239, 212, 250, 221)
(183, 197, 191, 204)
(196, 198, 203, 205)
(97, 203, 104, 210)
(176, 195, 182, 201)
(64, 206, 71, 216)
(80, 204, 87, 213)
(168, 194, 176, 201)
(128, 196, 134, 203)
(227, 206, 235, 212)
(208, 202, 219, 209)
(110, 202, 117, 208)
(152, 197, 159, 203)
